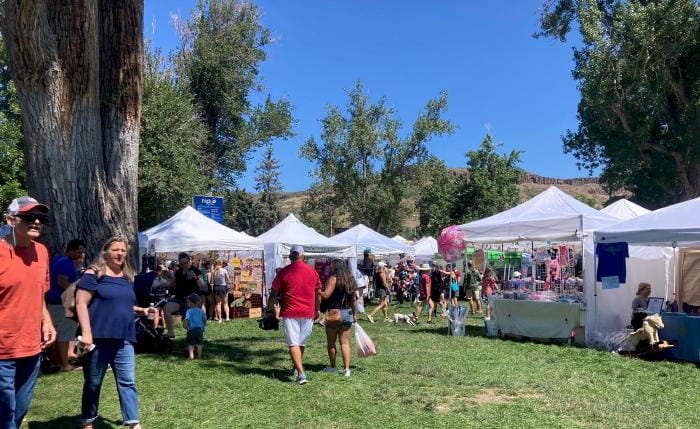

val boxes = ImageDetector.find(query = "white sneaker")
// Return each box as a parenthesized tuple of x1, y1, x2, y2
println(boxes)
(323, 366, 338, 373)
(343, 369, 351, 377)
(296, 374, 308, 385)
(367, 315, 375, 324)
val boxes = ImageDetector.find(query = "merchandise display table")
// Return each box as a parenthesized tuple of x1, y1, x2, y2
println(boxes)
(491, 299, 584, 339)
(659, 312, 700, 363)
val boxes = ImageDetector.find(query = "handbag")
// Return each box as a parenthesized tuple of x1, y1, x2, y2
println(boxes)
(61, 281, 78, 320)
(325, 308, 342, 324)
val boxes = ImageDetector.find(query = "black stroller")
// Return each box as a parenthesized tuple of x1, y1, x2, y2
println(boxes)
(133, 272, 173, 354)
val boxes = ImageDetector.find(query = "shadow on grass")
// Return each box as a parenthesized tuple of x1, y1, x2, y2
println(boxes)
(135, 333, 329, 382)
(28, 416, 122, 429)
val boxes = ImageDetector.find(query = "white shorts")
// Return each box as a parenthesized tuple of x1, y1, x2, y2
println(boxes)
(283, 318, 314, 347)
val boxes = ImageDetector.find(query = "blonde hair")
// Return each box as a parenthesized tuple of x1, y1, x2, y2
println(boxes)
(89, 236, 134, 282)
(636, 282, 651, 296)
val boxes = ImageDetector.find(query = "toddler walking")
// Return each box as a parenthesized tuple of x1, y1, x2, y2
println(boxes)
(184, 293, 206, 359)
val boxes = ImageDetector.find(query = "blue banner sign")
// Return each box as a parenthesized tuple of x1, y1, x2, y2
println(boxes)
(193, 195, 224, 224)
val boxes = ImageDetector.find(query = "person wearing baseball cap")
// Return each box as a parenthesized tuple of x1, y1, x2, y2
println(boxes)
(1, 196, 55, 428)
(266, 244, 321, 385)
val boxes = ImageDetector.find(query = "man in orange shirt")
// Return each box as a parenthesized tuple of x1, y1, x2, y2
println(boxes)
(0, 196, 56, 429)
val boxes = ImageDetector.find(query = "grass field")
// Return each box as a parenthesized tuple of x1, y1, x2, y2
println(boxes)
(26, 303, 700, 428)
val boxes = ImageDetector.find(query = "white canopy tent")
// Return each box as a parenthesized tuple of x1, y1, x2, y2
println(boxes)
(391, 234, 413, 245)
(412, 236, 438, 263)
(600, 198, 651, 221)
(457, 186, 624, 346)
(332, 224, 414, 261)
(595, 196, 700, 247)
(140, 206, 264, 253)
(591, 197, 700, 345)
(257, 213, 355, 291)
(458, 186, 620, 242)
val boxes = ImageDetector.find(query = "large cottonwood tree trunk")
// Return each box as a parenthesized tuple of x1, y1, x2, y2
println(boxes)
(0, 0, 143, 261)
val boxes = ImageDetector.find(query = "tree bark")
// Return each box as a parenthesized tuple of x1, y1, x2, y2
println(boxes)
(0, 0, 143, 261)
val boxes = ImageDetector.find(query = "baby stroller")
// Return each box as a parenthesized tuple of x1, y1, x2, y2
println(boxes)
(134, 298, 173, 354)
(133, 272, 173, 354)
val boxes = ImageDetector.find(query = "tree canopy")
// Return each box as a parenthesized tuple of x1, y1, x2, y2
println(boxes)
(300, 81, 454, 234)
(538, 0, 700, 207)
(175, 0, 294, 187)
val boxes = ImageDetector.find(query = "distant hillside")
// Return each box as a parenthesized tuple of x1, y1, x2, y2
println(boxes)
(277, 171, 613, 218)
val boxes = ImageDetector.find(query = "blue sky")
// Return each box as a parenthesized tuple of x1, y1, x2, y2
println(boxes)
(145, 1, 587, 193)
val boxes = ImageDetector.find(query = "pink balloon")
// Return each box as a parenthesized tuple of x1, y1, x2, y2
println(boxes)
(438, 225, 466, 262)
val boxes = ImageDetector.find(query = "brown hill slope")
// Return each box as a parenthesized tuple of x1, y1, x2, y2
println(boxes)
(278, 172, 613, 217)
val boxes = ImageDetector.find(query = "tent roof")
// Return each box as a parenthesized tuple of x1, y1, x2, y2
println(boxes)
(257, 213, 353, 253)
(595, 196, 700, 246)
(391, 234, 412, 245)
(331, 224, 414, 255)
(458, 186, 620, 242)
(600, 199, 651, 220)
(412, 236, 437, 258)
(141, 206, 263, 252)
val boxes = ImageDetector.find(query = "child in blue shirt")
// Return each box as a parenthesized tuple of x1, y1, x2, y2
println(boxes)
(184, 293, 206, 359)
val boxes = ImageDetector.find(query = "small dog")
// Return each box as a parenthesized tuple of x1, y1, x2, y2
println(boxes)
(393, 312, 418, 326)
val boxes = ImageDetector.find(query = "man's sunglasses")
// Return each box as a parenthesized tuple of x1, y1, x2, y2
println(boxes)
(16, 213, 49, 224)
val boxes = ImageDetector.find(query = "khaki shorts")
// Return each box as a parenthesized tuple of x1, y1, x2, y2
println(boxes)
(465, 288, 480, 301)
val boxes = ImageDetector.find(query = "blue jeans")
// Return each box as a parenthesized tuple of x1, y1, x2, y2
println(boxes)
(81, 339, 139, 425)
(0, 354, 42, 429)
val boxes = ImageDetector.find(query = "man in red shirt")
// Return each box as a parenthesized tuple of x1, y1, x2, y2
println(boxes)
(0, 196, 56, 428)
(266, 245, 321, 385)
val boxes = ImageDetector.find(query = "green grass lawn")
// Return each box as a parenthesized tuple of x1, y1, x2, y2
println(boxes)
(26, 303, 700, 428)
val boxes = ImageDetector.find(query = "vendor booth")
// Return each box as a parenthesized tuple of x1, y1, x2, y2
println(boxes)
(458, 186, 620, 342)
(257, 213, 355, 299)
(140, 206, 265, 318)
(595, 196, 700, 362)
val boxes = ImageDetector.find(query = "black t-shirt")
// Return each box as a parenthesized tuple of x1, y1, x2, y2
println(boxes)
(175, 266, 202, 301)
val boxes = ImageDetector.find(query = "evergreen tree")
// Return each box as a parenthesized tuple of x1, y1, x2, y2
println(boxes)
(253, 143, 283, 233)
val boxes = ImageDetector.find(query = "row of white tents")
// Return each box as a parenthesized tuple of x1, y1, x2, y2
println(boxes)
(139, 208, 416, 292)
(139, 186, 700, 348)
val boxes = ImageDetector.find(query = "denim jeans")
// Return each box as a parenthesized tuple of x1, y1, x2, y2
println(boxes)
(0, 354, 42, 429)
(81, 339, 139, 425)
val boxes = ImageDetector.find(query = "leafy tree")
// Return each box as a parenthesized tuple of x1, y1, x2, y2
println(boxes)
(453, 134, 522, 223)
(300, 81, 454, 234)
(538, 0, 700, 207)
(1, 1, 143, 257)
(175, 0, 294, 187)
(221, 188, 263, 234)
(253, 142, 283, 234)
(139, 49, 211, 228)
(0, 37, 25, 209)
(415, 157, 458, 237)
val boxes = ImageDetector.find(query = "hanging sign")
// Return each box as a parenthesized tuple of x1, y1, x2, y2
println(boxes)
(193, 195, 224, 224)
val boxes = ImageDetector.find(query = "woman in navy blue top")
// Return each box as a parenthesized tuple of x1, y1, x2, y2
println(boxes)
(75, 237, 152, 429)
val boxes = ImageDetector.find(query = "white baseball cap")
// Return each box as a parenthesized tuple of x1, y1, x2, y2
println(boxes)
(290, 245, 304, 255)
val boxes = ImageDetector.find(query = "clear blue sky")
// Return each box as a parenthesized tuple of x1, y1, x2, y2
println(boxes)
(145, 0, 589, 193)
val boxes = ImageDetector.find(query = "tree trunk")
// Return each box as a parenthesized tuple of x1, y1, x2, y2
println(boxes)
(0, 0, 142, 262)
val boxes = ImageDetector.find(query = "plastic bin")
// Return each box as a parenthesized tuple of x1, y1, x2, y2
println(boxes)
(484, 318, 498, 337)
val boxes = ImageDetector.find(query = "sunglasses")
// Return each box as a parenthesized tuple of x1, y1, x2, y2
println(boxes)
(16, 213, 49, 224)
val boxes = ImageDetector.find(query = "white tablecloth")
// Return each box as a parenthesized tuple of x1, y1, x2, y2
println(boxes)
(492, 299, 583, 339)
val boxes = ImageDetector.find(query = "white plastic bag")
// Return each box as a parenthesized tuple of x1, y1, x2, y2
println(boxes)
(355, 323, 376, 358)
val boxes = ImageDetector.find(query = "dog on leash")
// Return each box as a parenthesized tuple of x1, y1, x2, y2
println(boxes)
(393, 312, 418, 326)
